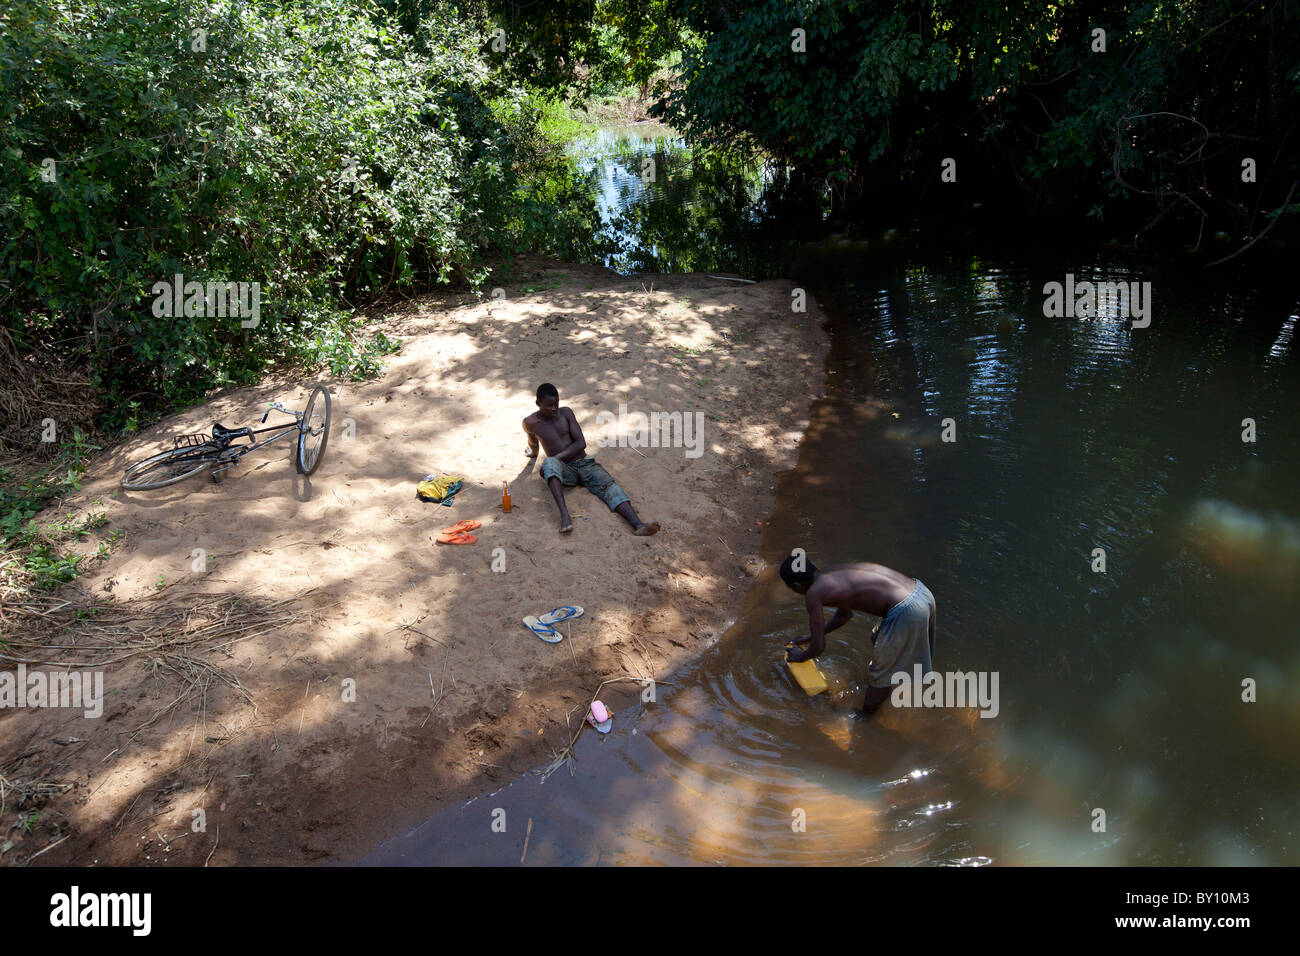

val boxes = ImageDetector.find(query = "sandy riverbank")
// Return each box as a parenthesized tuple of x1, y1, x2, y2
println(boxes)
(2, 254, 828, 865)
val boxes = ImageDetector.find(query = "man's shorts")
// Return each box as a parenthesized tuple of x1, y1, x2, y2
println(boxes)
(866, 580, 936, 688)
(540, 456, 630, 511)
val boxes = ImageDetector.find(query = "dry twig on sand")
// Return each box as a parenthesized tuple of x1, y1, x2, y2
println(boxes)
(536, 676, 650, 782)
(0, 766, 75, 820)
(1, 591, 306, 743)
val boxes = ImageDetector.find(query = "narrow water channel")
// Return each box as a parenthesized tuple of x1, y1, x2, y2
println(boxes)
(362, 128, 1300, 866)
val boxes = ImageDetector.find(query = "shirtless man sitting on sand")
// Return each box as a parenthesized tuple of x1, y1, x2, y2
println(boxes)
(524, 383, 660, 536)
(779, 555, 936, 717)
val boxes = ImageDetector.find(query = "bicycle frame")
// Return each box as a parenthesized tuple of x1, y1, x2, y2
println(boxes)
(167, 408, 305, 477)
(214, 404, 319, 473)
(124, 388, 330, 492)
(209, 422, 301, 475)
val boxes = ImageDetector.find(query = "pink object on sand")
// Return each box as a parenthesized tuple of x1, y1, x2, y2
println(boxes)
(588, 700, 613, 732)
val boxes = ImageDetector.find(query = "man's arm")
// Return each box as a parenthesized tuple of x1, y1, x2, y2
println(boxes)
(553, 407, 588, 462)
(523, 418, 539, 458)
(824, 607, 853, 634)
(787, 596, 827, 663)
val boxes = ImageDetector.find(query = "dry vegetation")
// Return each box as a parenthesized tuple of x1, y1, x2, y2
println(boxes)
(0, 589, 305, 864)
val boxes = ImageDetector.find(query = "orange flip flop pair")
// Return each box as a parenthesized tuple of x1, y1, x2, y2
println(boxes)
(435, 519, 481, 545)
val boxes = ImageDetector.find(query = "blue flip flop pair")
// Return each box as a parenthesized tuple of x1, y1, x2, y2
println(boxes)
(521, 606, 584, 643)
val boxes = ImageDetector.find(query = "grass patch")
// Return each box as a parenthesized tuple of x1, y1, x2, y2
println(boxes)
(0, 432, 111, 599)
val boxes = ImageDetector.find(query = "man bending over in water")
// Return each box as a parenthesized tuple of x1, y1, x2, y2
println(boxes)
(524, 383, 660, 536)
(779, 556, 935, 717)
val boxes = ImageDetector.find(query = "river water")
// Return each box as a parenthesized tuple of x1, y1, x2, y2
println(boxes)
(363, 127, 1300, 866)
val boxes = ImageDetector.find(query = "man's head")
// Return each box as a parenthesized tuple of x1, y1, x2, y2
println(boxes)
(779, 553, 818, 594)
(536, 383, 559, 418)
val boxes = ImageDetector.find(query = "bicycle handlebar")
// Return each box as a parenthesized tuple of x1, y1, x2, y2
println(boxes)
(261, 401, 291, 424)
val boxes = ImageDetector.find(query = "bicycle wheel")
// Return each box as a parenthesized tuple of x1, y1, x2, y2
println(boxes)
(296, 385, 331, 476)
(121, 443, 219, 490)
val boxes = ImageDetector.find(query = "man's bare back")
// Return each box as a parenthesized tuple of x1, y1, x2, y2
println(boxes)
(805, 563, 916, 618)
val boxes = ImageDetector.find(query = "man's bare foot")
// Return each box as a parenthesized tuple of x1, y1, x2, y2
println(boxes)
(632, 521, 660, 536)
(559, 519, 573, 534)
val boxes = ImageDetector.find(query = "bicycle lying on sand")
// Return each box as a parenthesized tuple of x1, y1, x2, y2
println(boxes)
(120, 386, 331, 490)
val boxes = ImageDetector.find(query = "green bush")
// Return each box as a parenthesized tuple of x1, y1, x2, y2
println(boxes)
(654, 0, 1300, 236)
(0, 0, 593, 428)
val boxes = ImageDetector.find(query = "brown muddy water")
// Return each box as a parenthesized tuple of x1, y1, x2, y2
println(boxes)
(361, 131, 1300, 866)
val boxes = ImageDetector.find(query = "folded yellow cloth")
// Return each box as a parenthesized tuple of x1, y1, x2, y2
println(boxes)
(417, 474, 463, 501)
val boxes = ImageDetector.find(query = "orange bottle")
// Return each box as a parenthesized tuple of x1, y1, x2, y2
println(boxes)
(502, 481, 512, 513)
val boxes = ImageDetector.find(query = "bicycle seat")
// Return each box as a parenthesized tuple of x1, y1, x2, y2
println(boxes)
(212, 423, 253, 442)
